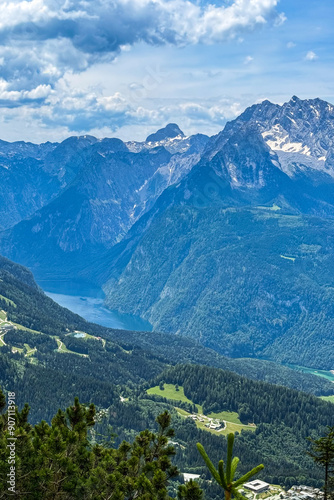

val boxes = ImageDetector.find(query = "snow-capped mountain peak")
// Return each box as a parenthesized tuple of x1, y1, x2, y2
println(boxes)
(207, 96, 334, 180)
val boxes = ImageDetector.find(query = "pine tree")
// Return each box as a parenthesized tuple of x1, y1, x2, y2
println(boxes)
(308, 426, 334, 500)
(0, 388, 203, 499)
(197, 433, 264, 500)
(178, 479, 203, 499)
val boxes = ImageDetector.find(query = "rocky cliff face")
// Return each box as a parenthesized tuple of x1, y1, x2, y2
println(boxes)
(0, 126, 209, 277)
(208, 96, 334, 178)
(147, 97, 334, 218)
(0, 135, 103, 231)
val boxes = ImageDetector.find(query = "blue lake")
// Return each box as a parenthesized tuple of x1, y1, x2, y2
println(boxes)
(38, 280, 152, 332)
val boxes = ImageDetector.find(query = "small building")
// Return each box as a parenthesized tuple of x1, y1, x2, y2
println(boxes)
(73, 332, 86, 338)
(244, 480, 270, 493)
(182, 473, 201, 483)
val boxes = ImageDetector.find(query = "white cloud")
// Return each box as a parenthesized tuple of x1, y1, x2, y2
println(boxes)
(274, 12, 287, 26)
(305, 51, 318, 61)
(286, 41, 296, 49)
(0, 0, 284, 141)
(0, 0, 282, 96)
(0, 79, 52, 102)
(0, 77, 246, 142)
(244, 55, 254, 64)
(97, 93, 130, 113)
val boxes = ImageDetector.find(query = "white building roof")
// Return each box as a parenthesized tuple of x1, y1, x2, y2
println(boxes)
(183, 473, 201, 483)
(244, 480, 270, 492)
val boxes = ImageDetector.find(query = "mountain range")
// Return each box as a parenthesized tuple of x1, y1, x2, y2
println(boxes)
(1, 96, 334, 368)
(0, 125, 209, 278)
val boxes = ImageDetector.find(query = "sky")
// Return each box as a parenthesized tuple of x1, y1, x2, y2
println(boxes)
(0, 0, 334, 143)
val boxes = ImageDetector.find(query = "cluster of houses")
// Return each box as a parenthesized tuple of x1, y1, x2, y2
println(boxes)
(205, 420, 224, 430)
(240, 482, 324, 500)
(180, 472, 324, 500)
(285, 485, 324, 500)
(187, 413, 225, 431)
(181, 477, 323, 499)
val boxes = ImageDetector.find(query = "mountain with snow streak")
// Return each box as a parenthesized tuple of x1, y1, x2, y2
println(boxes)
(208, 96, 334, 180)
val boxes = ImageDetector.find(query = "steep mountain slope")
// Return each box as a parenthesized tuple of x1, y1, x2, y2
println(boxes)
(0, 126, 209, 279)
(99, 97, 334, 369)
(0, 140, 58, 230)
(0, 135, 104, 231)
(0, 254, 332, 403)
(103, 205, 334, 369)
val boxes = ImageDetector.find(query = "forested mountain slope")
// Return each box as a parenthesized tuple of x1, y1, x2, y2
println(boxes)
(0, 254, 333, 427)
(103, 206, 334, 369)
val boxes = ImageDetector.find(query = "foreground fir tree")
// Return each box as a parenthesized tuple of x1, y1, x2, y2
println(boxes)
(177, 478, 203, 499)
(197, 433, 264, 500)
(0, 389, 203, 499)
(308, 426, 334, 500)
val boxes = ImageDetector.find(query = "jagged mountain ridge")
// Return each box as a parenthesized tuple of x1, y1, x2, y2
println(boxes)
(0, 126, 209, 278)
(208, 96, 334, 167)
(0, 135, 102, 231)
(139, 97, 334, 219)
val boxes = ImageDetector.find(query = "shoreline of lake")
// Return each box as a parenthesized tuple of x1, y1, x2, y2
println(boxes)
(38, 280, 152, 332)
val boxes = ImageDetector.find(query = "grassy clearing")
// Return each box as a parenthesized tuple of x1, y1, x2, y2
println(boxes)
(208, 411, 242, 424)
(147, 384, 203, 413)
(221, 422, 255, 436)
(11, 346, 23, 354)
(148, 385, 255, 435)
(321, 396, 334, 403)
(0, 295, 16, 307)
(24, 344, 37, 357)
(55, 337, 88, 357)
(175, 407, 255, 436)
(175, 407, 189, 417)
(12, 322, 42, 335)
(56, 337, 72, 354)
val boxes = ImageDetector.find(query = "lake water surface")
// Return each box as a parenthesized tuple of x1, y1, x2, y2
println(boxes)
(38, 280, 152, 332)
